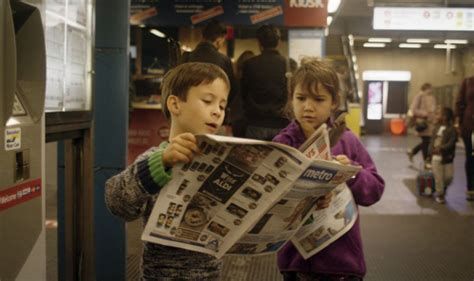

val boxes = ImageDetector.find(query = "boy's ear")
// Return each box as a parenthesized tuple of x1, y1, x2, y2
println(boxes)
(167, 95, 181, 116)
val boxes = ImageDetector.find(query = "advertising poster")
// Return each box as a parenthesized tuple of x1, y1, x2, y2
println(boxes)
(130, 0, 328, 27)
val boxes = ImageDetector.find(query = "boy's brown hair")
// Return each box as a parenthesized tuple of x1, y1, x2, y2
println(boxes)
(161, 62, 230, 119)
(284, 58, 340, 117)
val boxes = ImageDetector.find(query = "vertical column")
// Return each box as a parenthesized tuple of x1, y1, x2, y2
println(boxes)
(94, 0, 130, 280)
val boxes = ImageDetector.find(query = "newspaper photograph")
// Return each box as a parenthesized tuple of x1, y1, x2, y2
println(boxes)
(290, 183, 358, 259)
(142, 128, 360, 259)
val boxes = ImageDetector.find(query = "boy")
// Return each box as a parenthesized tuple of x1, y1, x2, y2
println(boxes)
(105, 62, 230, 280)
(429, 107, 457, 204)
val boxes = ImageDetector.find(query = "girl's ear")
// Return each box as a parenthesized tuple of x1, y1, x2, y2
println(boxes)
(167, 95, 181, 116)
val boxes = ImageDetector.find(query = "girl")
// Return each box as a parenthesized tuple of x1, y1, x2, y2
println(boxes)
(274, 59, 385, 281)
(429, 107, 457, 204)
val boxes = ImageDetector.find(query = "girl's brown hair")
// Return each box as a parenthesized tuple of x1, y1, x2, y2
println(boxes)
(284, 58, 340, 117)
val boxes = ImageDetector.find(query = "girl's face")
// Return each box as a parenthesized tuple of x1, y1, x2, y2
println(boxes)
(292, 82, 337, 138)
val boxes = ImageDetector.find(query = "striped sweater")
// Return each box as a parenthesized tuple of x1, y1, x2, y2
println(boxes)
(105, 142, 222, 280)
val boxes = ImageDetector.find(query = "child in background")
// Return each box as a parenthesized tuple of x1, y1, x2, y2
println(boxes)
(273, 59, 385, 281)
(105, 62, 229, 280)
(429, 107, 457, 204)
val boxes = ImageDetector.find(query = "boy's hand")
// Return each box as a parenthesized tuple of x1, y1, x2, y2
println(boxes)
(162, 133, 200, 168)
(334, 154, 351, 165)
(316, 192, 333, 210)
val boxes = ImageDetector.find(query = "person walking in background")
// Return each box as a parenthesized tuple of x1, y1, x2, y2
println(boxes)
(407, 83, 437, 167)
(180, 19, 238, 125)
(241, 24, 290, 140)
(455, 76, 474, 201)
(428, 107, 457, 204)
(274, 59, 384, 281)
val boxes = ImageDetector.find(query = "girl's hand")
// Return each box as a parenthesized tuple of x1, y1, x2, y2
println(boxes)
(316, 192, 333, 210)
(162, 133, 200, 168)
(334, 154, 351, 165)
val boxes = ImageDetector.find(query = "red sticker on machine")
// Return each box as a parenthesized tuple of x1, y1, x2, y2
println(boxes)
(0, 178, 42, 212)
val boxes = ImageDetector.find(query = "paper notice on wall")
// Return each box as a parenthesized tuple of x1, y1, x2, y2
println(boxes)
(5, 128, 21, 151)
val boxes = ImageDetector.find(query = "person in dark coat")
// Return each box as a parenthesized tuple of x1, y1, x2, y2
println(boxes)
(455, 76, 474, 201)
(180, 20, 238, 126)
(240, 24, 290, 140)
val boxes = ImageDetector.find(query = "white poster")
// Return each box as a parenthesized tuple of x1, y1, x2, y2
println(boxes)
(288, 29, 324, 66)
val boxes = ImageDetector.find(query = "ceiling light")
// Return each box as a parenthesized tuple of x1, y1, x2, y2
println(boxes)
(328, 0, 341, 13)
(434, 44, 456, 49)
(368, 38, 392, 43)
(150, 29, 166, 38)
(363, 43, 386, 48)
(139, 24, 146, 28)
(363, 71, 411, 81)
(406, 38, 430, 43)
(444, 39, 468, 44)
(399, 43, 421, 48)
(181, 45, 192, 52)
(327, 16, 333, 26)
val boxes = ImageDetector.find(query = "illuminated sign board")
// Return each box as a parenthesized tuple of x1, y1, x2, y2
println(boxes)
(373, 7, 474, 31)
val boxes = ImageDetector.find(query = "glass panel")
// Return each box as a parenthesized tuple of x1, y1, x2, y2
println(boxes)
(44, 0, 92, 112)
(64, 26, 87, 110)
(45, 16, 65, 111)
(67, 0, 87, 27)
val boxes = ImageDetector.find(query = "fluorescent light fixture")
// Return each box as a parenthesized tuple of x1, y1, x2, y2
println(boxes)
(399, 43, 421, 48)
(434, 44, 456, 49)
(327, 16, 333, 26)
(444, 39, 468, 44)
(150, 29, 166, 38)
(328, 0, 341, 13)
(138, 24, 146, 28)
(406, 38, 430, 43)
(363, 70, 411, 81)
(368, 37, 392, 43)
(363, 43, 386, 48)
(351, 55, 357, 63)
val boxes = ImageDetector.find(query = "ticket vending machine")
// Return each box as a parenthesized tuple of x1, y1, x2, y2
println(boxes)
(0, 1, 46, 280)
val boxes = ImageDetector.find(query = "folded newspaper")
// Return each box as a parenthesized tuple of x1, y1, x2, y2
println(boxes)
(142, 124, 361, 259)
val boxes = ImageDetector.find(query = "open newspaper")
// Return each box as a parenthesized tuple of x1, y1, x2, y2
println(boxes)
(142, 124, 360, 259)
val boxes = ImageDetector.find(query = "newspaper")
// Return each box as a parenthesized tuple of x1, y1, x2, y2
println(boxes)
(142, 125, 360, 259)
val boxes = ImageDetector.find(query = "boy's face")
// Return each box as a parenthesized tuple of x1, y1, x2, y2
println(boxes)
(292, 82, 336, 138)
(172, 78, 228, 135)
